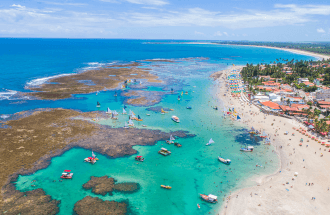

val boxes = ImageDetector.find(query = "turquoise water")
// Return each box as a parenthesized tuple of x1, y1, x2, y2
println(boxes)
(0, 39, 315, 214)
(16, 61, 279, 215)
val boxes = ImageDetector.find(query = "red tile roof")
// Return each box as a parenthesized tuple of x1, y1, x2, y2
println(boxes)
(318, 101, 330, 105)
(261, 101, 281, 110)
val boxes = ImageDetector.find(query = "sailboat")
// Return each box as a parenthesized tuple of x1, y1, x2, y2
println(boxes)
(161, 108, 167, 114)
(113, 110, 118, 116)
(96, 101, 101, 108)
(206, 138, 214, 146)
(178, 95, 181, 101)
(114, 91, 118, 97)
(111, 113, 118, 120)
(185, 91, 188, 95)
(170, 88, 174, 93)
(139, 81, 142, 85)
(136, 115, 143, 121)
(106, 107, 112, 114)
(166, 135, 175, 144)
(121, 84, 125, 89)
(124, 122, 129, 129)
(122, 108, 127, 115)
(259, 131, 267, 138)
(84, 151, 98, 164)
(128, 119, 134, 127)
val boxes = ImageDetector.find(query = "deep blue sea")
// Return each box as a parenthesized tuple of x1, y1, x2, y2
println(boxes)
(0, 39, 316, 214)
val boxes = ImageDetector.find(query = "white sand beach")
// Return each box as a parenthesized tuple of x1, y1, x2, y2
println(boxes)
(214, 66, 330, 215)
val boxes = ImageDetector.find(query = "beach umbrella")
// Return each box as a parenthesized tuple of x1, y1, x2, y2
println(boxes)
(321, 142, 325, 145)
(312, 136, 315, 139)
(308, 125, 314, 129)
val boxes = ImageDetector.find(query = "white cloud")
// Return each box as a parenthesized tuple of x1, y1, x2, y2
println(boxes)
(194, 31, 204, 35)
(41, 1, 87, 6)
(11, 4, 26, 9)
(223, 32, 228, 36)
(100, 0, 168, 5)
(317, 28, 325, 33)
(214, 31, 222, 36)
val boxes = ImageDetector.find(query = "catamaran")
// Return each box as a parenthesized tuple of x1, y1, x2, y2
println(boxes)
(200, 194, 218, 203)
(206, 138, 214, 146)
(122, 108, 127, 115)
(171, 116, 180, 123)
(135, 156, 144, 162)
(218, 156, 231, 164)
(106, 107, 112, 114)
(61, 170, 73, 179)
(128, 119, 134, 127)
(158, 147, 171, 156)
(96, 101, 101, 108)
(240, 146, 254, 152)
(166, 135, 175, 144)
(84, 151, 98, 164)
(113, 110, 118, 116)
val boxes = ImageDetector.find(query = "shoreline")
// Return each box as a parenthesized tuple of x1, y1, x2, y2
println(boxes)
(214, 66, 330, 215)
(185, 42, 330, 60)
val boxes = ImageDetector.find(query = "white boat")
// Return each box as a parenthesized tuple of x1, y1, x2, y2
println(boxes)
(111, 113, 118, 120)
(113, 110, 119, 116)
(240, 146, 254, 152)
(206, 138, 214, 146)
(158, 147, 171, 156)
(218, 156, 231, 164)
(166, 135, 175, 144)
(124, 122, 129, 129)
(171, 116, 180, 123)
(200, 194, 217, 203)
(128, 119, 134, 127)
(106, 107, 112, 114)
(122, 108, 127, 115)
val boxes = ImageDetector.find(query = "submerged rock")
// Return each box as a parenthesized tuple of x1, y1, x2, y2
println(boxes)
(82, 176, 139, 196)
(73, 196, 127, 215)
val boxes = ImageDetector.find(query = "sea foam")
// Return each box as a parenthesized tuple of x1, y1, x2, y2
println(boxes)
(26, 73, 74, 87)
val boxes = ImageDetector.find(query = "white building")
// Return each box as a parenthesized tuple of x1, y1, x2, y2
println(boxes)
(316, 89, 330, 101)
(298, 78, 309, 84)
(252, 92, 269, 101)
(269, 93, 282, 102)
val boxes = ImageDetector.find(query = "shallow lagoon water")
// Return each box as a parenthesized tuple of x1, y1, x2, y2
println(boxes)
(1, 39, 316, 214)
(16, 66, 279, 214)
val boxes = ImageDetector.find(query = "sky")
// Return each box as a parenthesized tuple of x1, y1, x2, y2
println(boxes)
(1, 0, 330, 41)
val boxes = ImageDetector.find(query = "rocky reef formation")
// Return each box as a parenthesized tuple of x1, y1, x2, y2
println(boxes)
(83, 176, 139, 196)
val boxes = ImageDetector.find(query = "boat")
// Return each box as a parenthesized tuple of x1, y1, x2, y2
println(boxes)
(197, 204, 200, 209)
(114, 91, 118, 97)
(96, 101, 101, 108)
(142, 125, 147, 127)
(240, 146, 254, 152)
(218, 156, 231, 164)
(122, 108, 127, 115)
(170, 88, 174, 93)
(259, 131, 267, 138)
(161, 185, 172, 189)
(200, 194, 218, 203)
(61, 170, 73, 179)
(166, 135, 175, 144)
(111, 113, 118, 120)
(174, 142, 182, 147)
(121, 84, 125, 89)
(128, 119, 134, 127)
(139, 81, 142, 85)
(178, 95, 181, 101)
(206, 138, 214, 146)
(146, 113, 150, 116)
(124, 122, 129, 129)
(135, 156, 144, 162)
(84, 151, 98, 164)
(264, 138, 271, 145)
(158, 147, 171, 156)
(214, 106, 218, 110)
(185, 91, 188, 95)
(161, 108, 167, 114)
(136, 115, 143, 121)
(186, 106, 192, 109)
(171, 116, 180, 123)
(106, 107, 112, 114)
(113, 110, 119, 116)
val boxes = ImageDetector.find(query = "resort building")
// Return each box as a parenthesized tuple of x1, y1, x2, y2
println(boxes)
(316, 89, 330, 101)
(297, 78, 309, 84)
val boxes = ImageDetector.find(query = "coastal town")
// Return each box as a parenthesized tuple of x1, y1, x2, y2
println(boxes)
(218, 58, 330, 214)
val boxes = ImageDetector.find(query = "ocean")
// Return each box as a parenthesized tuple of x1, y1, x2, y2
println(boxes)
(0, 39, 315, 214)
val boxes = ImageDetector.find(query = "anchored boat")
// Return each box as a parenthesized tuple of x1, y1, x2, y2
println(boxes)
(240, 146, 254, 152)
(136, 115, 143, 121)
(124, 122, 129, 129)
(106, 107, 112, 114)
(166, 135, 175, 144)
(161, 185, 171, 189)
(200, 194, 218, 203)
(158, 147, 171, 156)
(135, 156, 144, 162)
(61, 170, 73, 179)
(122, 108, 127, 115)
(171, 116, 180, 123)
(218, 156, 231, 164)
(96, 101, 101, 108)
(128, 119, 134, 127)
(206, 138, 214, 146)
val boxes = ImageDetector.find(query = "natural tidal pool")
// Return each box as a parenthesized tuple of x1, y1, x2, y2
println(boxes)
(15, 67, 279, 215)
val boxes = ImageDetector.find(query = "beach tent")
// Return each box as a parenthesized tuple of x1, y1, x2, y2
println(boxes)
(308, 125, 315, 129)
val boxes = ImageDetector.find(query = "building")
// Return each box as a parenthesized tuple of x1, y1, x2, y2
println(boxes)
(316, 89, 330, 101)
(298, 78, 309, 84)
(260, 101, 281, 111)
